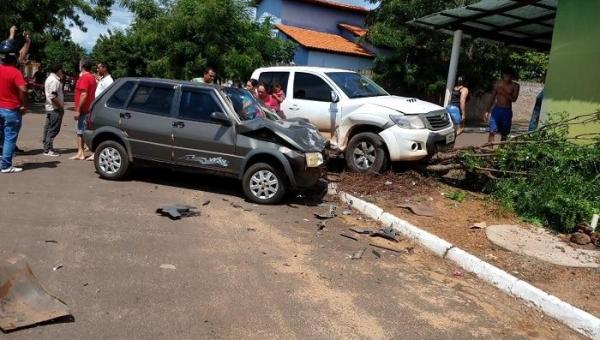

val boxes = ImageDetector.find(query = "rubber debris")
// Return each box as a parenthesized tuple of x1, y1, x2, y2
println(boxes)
(156, 204, 200, 220)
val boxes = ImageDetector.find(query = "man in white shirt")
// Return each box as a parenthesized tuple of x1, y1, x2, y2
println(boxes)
(42, 64, 64, 156)
(95, 62, 113, 97)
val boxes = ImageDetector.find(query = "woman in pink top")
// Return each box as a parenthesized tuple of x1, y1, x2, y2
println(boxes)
(257, 84, 278, 111)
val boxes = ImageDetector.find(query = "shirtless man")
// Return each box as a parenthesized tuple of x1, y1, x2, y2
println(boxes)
(484, 68, 520, 142)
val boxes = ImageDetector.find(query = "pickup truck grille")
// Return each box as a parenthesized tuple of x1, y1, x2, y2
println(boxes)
(425, 110, 452, 131)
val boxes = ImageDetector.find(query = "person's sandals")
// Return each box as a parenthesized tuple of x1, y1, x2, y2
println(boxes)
(1, 166, 23, 173)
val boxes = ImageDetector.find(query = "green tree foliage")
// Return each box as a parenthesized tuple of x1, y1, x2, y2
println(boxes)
(92, 0, 296, 82)
(366, 0, 548, 100)
(42, 40, 86, 75)
(0, 0, 114, 59)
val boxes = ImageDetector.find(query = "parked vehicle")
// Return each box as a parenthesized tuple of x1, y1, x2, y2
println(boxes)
(84, 78, 327, 204)
(251, 67, 456, 173)
(26, 80, 45, 103)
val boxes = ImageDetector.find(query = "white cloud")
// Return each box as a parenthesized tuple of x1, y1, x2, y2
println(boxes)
(68, 5, 133, 51)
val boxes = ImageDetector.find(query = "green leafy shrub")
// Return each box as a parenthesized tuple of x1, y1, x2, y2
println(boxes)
(463, 113, 600, 232)
(446, 191, 466, 203)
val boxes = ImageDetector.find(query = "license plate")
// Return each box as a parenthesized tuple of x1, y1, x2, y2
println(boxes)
(445, 133, 455, 144)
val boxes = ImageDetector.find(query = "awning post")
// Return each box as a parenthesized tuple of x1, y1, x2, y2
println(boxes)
(444, 30, 462, 107)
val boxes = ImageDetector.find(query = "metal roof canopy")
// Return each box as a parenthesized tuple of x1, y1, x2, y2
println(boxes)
(409, 0, 557, 51)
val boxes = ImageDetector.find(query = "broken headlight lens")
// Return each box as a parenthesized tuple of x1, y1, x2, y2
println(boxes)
(305, 152, 324, 167)
(390, 114, 426, 129)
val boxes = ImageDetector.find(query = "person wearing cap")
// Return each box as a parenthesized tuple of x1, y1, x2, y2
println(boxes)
(0, 27, 28, 173)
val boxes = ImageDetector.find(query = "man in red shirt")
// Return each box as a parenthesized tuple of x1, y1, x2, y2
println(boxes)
(0, 34, 28, 173)
(71, 59, 96, 160)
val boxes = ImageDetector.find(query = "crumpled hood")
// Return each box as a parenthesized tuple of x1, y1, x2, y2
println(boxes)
(351, 95, 444, 114)
(238, 118, 326, 152)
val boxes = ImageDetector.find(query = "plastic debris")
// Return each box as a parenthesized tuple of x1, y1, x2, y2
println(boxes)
(370, 226, 399, 242)
(314, 205, 337, 219)
(349, 227, 376, 235)
(340, 233, 358, 241)
(160, 264, 176, 270)
(0, 261, 71, 331)
(397, 202, 435, 217)
(372, 249, 382, 259)
(202, 200, 211, 206)
(156, 204, 199, 220)
(350, 248, 366, 260)
(453, 270, 464, 277)
(44, 240, 58, 244)
(317, 221, 326, 230)
(52, 265, 63, 271)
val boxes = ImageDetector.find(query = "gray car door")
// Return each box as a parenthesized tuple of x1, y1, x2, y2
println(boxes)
(172, 87, 240, 174)
(122, 82, 176, 162)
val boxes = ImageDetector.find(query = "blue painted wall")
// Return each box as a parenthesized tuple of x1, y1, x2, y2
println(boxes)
(293, 46, 310, 65)
(256, 0, 283, 24)
(281, 0, 365, 34)
(306, 51, 373, 71)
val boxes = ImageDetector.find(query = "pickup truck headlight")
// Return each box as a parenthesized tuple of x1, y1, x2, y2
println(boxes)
(305, 152, 324, 167)
(390, 114, 426, 129)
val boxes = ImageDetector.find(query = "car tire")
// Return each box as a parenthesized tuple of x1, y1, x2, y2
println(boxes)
(345, 132, 387, 173)
(242, 162, 287, 204)
(94, 140, 131, 180)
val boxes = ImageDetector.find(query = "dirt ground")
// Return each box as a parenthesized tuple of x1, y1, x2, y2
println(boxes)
(0, 106, 583, 339)
(338, 171, 600, 317)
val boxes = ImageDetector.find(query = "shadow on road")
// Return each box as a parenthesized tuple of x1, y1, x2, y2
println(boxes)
(21, 161, 60, 170)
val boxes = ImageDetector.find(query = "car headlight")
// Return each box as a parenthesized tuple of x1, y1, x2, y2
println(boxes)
(390, 114, 426, 129)
(305, 152, 324, 167)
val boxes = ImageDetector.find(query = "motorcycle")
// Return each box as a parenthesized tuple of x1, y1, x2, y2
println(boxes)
(27, 80, 45, 103)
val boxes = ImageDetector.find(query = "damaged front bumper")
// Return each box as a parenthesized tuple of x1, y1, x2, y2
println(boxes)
(379, 125, 455, 161)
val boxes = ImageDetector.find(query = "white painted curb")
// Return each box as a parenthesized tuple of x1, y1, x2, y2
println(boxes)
(339, 192, 600, 339)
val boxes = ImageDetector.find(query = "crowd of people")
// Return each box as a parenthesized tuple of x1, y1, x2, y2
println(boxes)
(0, 26, 114, 173)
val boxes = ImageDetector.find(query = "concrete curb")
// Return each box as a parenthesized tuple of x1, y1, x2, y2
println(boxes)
(339, 192, 600, 339)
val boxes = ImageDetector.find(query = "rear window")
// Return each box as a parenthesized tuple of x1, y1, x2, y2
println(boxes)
(106, 81, 135, 109)
(258, 71, 289, 94)
(127, 84, 175, 116)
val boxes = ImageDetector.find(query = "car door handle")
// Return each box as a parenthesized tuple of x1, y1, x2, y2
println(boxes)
(119, 112, 131, 119)
(289, 105, 300, 111)
(172, 121, 185, 128)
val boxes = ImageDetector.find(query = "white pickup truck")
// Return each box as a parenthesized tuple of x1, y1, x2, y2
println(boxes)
(251, 66, 455, 172)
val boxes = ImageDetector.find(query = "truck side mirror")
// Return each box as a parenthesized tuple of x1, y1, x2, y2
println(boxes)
(210, 111, 232, 126)
(331, 91, 339, 103)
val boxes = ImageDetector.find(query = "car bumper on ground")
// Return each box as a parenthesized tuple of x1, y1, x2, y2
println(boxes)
(379, 125, 455, 161)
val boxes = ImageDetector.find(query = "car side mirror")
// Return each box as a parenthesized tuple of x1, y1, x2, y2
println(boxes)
(210, 111, 232, 126)
(331, 91, 339, 103)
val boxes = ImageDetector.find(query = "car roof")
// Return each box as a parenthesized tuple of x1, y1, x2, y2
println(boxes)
(116, 77, 224, 89)
(253, 66, 356, 74)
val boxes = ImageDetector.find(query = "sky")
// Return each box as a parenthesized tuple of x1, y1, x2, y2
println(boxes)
(70, 0, 378, 51)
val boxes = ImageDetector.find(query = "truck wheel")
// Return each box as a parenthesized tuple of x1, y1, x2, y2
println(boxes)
(94, 140, 131, 180)
(345, 132, 387, 173)
(242, 162, 287, 204)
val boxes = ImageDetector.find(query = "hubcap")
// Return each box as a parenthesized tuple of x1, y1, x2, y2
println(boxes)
(249, 170, 279, 200)
(353, 141, 376, 170)
(98, 147, 122, 175)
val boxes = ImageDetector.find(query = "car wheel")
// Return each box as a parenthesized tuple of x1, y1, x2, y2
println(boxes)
(242, 162, 287, 204)
(94, 140, 131, 180)
(345, 132, 387, 173)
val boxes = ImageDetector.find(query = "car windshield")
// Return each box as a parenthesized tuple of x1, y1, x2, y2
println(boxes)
(326, 72, 388, 98)
(222, 87, 280, 121)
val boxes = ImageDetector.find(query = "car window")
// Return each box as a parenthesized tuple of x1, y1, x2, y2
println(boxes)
(127, 84, 175, 116)
(258, 72, 289, 94)
(179, 89, 223, 123)
(106, 81, 135, 109)
(293, 72, 332, 102)
(326, 72, 388, 98)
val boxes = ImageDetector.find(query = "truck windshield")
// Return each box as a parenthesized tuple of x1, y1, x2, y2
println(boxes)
(326, 72, 388, 99)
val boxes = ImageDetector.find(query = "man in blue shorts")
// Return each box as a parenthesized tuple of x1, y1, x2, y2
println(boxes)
(483, 68, 520, 142)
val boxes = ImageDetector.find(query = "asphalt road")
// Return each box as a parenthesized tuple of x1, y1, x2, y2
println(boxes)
(0, 105, 579, 339)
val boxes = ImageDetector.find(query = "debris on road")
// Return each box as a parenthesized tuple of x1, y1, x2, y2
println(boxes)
(340, 233, 358, 241)
(44, 240, 58, 244)
(349, 227, 376, 235)
(317, 221, 326, 230)
(384, 181, 393, 186)
(314, 205, 337, 219)
(231, 202, 243, 209)
(341, 210, 352, 216)
(350, 248, 366, 260)
(0, 261, 71, 331)
(397, 202, 435, 217)
(370, 226, 399, 242)
(247, 227, 256, 232)
(202, 200, 211, 206)
(471, 222, 487, 229)
(369, 242, 406, 254)
(156, 205, 200, 220)
(159, 264, 177, 270)
(372, 249, 381, 259)
(52, 264, 63, 271)
(453, 270, 464, 277)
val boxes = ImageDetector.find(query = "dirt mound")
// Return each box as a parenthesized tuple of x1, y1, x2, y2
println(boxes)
(337, 171, 439, 197)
